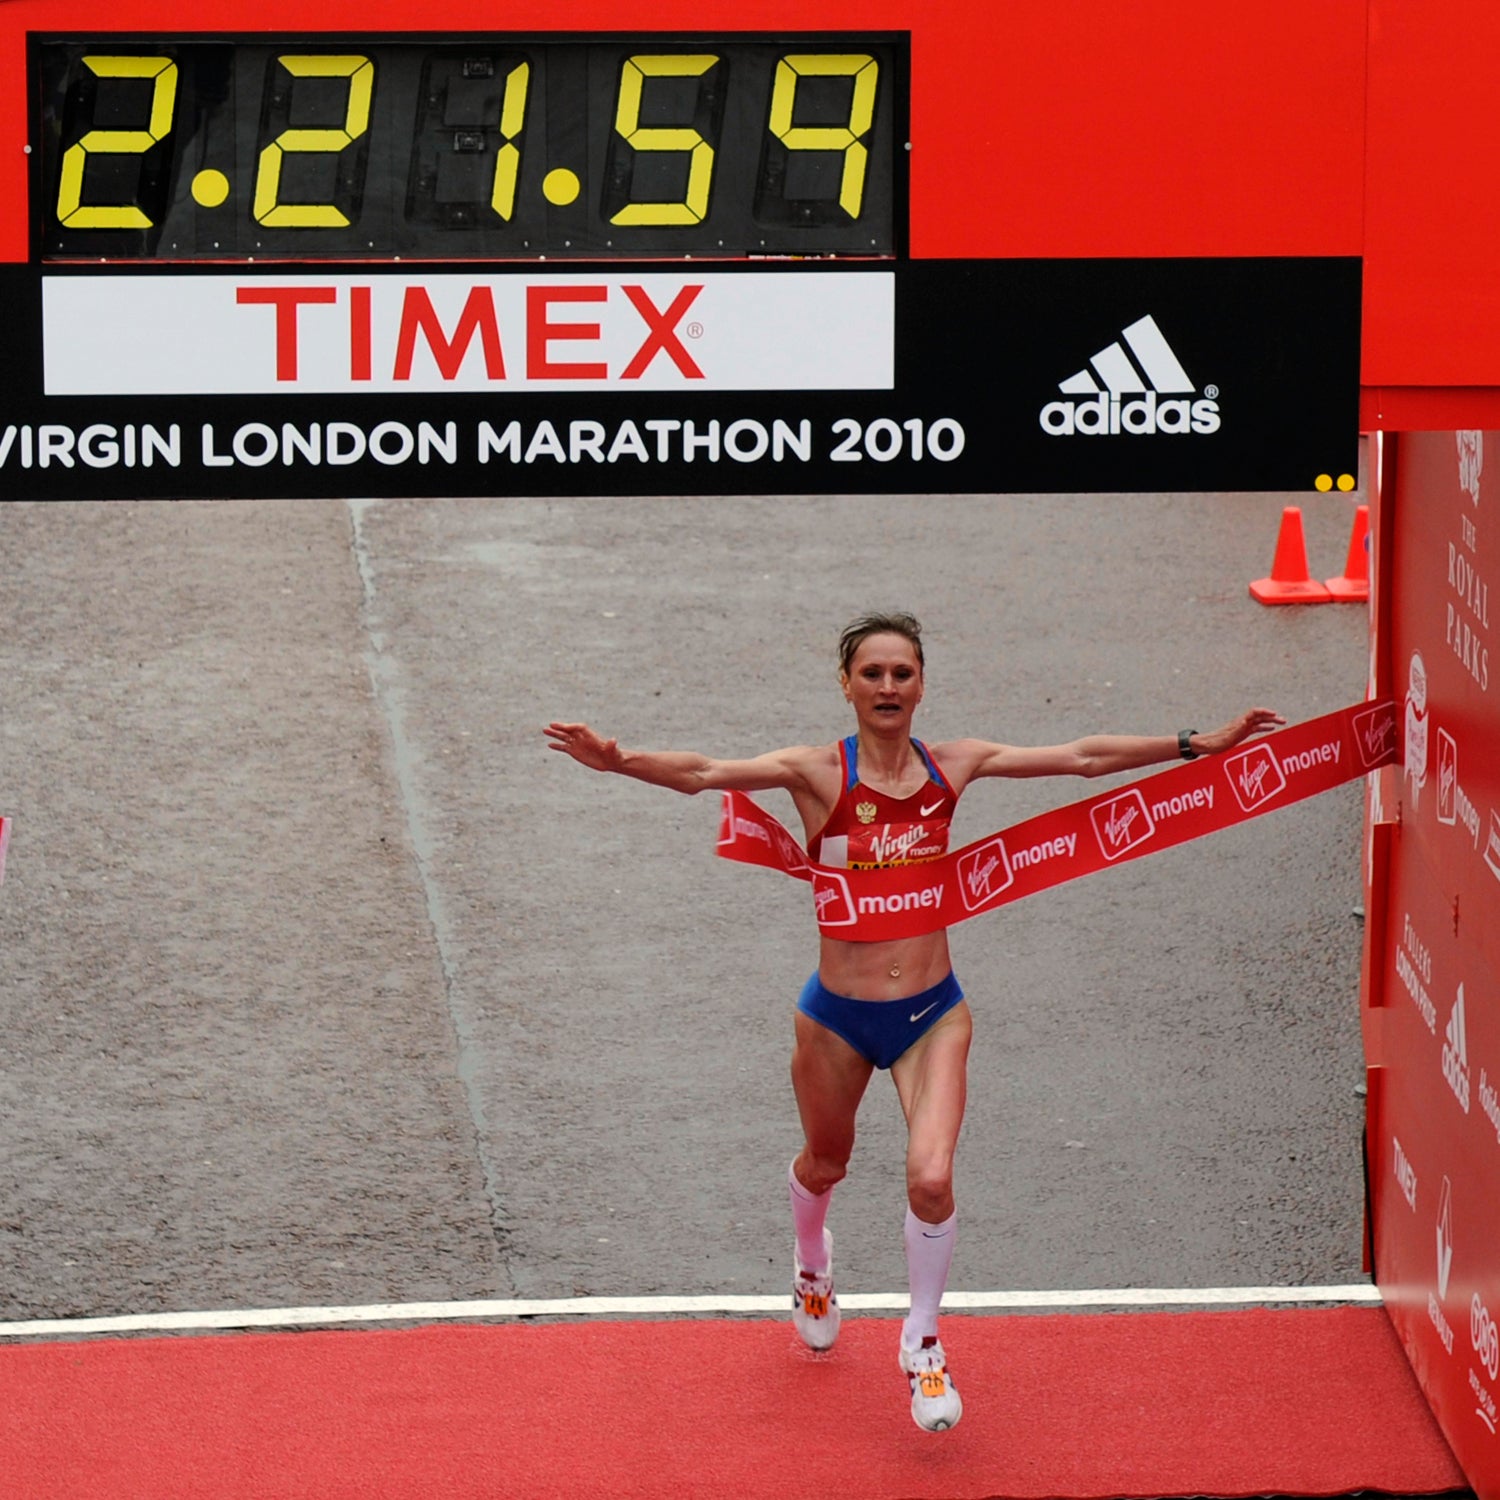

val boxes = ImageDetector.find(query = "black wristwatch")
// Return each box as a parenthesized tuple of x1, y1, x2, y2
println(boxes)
(1178, 728, 1200, 760)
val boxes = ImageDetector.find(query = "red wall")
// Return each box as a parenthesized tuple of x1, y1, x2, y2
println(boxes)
(3, 0, 1498, 423)
(1363, 5, 1500, 391)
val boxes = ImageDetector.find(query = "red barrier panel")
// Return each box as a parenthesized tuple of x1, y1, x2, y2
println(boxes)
(1366, 429, 1500, 1495)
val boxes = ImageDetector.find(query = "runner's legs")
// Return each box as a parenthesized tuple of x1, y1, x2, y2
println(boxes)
(892, 1002, 971, 1359)
(787, 1011, 874, 1349)
(790, 1009, 875, 1194)
(890, 1001, 972, 1220)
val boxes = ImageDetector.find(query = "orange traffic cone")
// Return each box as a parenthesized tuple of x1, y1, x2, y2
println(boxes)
(1249, 506, 1333, 605)
(1325, 504, 1370, 602)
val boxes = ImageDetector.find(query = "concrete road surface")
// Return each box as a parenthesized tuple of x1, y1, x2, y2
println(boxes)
(0, 476, 1372, 1321)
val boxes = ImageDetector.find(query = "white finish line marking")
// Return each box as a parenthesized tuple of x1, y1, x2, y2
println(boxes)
(0, 1285, 1381, 1340)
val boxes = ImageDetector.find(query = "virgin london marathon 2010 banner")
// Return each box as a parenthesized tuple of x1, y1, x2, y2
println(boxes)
(716, 701, 1398, 942)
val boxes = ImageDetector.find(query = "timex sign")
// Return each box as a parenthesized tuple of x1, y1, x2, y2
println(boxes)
(40, 272, 895, 394)
(35, 257, 1354, 414)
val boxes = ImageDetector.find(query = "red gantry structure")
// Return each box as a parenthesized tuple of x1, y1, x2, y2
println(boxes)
(1, 1, 1497, 1490)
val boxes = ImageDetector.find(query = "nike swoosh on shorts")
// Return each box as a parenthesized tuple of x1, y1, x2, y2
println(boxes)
(910, 1001, 939, 1023)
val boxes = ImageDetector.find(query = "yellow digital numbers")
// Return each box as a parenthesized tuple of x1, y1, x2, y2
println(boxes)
(768, 54, 878, 220)
(54, 56, 178, 229)
(490, 61, 530, 221)
(253, 55, 374, 228)
(43, 39, 893, 255)
(609, 54, 720, 226)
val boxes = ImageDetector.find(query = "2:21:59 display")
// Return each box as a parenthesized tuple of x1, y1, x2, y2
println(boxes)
(35, 35, 904, 260)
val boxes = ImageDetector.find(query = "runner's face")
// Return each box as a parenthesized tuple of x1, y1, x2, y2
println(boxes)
(841, 634, 924, 729)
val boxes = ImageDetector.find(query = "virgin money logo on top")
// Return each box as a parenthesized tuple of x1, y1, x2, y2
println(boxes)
(1434, 727, 1482, 848)
(1089, 788, 1155, 861)
(1437, 728, 1458, 826)
(1225, 741, 1286, 813)
(1352, 702, 1397, 769)
(770, 823, 810, 876)
(957, 837, 1015, 912)
(811, 870, 856, 928)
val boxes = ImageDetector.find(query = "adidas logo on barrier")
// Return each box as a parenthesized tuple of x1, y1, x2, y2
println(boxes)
(1443, 984, 1472, 1113)
(1040, 314, 1221, 437)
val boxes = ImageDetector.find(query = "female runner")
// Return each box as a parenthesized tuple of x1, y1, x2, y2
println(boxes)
(546, 610, 1282, 1432)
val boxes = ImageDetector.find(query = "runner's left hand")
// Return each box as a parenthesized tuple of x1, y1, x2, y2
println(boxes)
(1194, 707, 1286, 756)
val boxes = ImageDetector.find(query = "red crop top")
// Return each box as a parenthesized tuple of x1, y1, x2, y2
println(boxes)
(812, 735, 959, 869)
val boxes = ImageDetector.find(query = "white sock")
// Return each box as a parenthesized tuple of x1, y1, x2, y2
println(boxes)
(788, 1160, 832, 1273)
(901, 1206, 956, 1349)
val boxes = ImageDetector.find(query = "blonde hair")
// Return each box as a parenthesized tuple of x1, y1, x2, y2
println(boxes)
(837, 612, 924, 675)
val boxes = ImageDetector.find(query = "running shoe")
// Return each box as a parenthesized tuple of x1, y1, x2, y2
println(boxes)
(899, 1336, 962, 1431)
(791, 1227, 840, 1350)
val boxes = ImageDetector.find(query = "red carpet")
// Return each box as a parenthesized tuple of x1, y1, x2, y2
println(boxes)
(0, 1307, 1466, 1499)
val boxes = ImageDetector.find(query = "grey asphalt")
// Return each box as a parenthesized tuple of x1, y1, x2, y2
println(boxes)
(0, 474, 1372, 1322)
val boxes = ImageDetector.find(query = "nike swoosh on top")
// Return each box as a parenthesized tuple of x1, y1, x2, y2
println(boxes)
(910, 1001, 940, 1023)
(919, 801, 945, 816)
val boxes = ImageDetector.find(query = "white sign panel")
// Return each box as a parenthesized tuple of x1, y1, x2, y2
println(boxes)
(42, 271, 893, 395)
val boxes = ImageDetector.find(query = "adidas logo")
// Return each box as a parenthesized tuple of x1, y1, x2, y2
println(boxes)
(1443, 983, 1472, 1113)
(1040, 314, 1221, 437)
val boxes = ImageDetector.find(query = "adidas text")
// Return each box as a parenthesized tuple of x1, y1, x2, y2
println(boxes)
(1443, 985, 1472, 1113)
(1040, 391, 1221, 437)
(1042, 314, 1219, 438)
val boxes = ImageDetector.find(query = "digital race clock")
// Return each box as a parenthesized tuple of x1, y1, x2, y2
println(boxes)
(34, 36, 902, 260)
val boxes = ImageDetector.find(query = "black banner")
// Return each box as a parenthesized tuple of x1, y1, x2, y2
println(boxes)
(0, 256, 1359, 499)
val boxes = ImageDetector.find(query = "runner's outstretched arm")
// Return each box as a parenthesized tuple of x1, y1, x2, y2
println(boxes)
(942, 706, 1285, 785)
(545, 721, 819, 795)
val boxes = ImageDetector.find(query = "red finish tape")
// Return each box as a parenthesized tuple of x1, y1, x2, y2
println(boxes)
(718, 700, 1398, 942)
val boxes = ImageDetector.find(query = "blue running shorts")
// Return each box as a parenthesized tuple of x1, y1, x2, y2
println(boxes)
(796, 972, 965, 1069)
